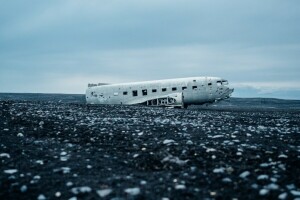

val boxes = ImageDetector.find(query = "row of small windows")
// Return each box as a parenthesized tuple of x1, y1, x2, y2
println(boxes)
(93, 82, 216, 97)
(122, 85, 202, 97)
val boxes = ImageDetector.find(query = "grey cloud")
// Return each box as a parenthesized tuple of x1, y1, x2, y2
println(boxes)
(0, 0, 299, 98)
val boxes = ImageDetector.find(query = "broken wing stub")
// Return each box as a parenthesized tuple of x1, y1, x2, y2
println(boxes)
(141, 92, 184, 108)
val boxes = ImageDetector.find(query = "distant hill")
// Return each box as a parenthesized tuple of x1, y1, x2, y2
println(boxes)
(0, 93, 300, 111)
(0, 93, 85, 104)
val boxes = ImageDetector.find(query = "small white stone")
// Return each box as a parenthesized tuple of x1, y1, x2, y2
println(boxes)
(138, 132, 144, 136)
(239, 171, 250, 179)
(4, 169, 18, 174)
(206, 148, 216, 153)
(257, 175, 269, 180)
(36, 160, 44, 165)
(222, 178, 232, 183)
(278, 192, 288, 200)
(266, 183, 279, 190)
(60, 157, 68, 161)
(20, 185, 27, 193)
(140, 180, 147, 185)
(87, 165, 92, 169)
(124, 187, 140, 195)
(68, 197, 77, 200)
(271, 177, 277, 182)
(3, 128, 9, 131)
(0, 153, 10, 158)
(286, 184, 295, 190)
(260, 163, 269, 168)
(212, 135, 224, 138)
(55, 192, 61, 197)
(213, 167, 225, 173)
(17, 133, 24, 137)
(133, 154, 139, 158)
(186, 140, 193, 145)
(33, 175, 41, 180)
(96, 189, 112, 197)
(60, 152, 67, 156)
(71, 186, 92, 195)
(291, 190, 300, 196)
(66, 182, 73, 187)
(259, 189, 269, 196)
(37, 194, 46, 200)
(163, 139, 175, 145)
(175, 185, 186, 190)
(278, 154, 288, 158)
(61, 167, 71, 174)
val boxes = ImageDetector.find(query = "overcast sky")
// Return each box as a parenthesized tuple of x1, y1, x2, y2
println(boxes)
(1, 0, 300, 99)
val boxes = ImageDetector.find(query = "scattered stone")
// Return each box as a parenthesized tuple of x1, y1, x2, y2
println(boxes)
(186, 140, 193, 145)
(278, 154, 288, 159)
(239, 171, 250, 179)
(161, 155, 187, 166)
(4, 169, 18, 174)
(266, 183, 279, 190)
(163, 139, 175, 145)
(20, 185, 28, 193)
(278, 192, 288, 200)
(66, 182, 73, 187)
(175, 185, 186, 190)
(260, 163, 269, 168)
(124, 187, 140, 196)
(213, 167, 225, 173)
(140, 180, 147, 185)
(0, 153, 10, 158)
(138, 132, 144, 136)
(291, 190, 300, 196)
(37, 194, 46, 200)
(71, 186, 92, 195)
(86, 165, 92, 169)
(39, 121, 44, 127)
(212, 135, 224, 138)
(259, 189, 269, 196)
(17, 133, 24, 137)
(96, 189, 112, 197)
(222, 178, 232, 183)
(36, 160, 44, 165)
(206, 148, 216, 153)
(55, 192, 61, 197)
(257, 175, 269, 180)
(53, 167, 71, 174)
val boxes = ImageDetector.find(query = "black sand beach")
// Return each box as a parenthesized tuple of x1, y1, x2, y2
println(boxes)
(1, 94, 299, 199)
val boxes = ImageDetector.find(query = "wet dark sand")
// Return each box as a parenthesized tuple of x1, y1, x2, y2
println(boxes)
(0, 96, 300, 200)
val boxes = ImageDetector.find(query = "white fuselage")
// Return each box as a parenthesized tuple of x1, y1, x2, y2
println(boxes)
(86, 77, 234, 107)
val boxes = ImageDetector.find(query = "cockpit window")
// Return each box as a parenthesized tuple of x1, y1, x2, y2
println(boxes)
(222, 80, 228, 85)
(217, 81, 222, 86)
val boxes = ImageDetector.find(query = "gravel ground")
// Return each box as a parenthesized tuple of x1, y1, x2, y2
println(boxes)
(0, 100, 300, 200)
